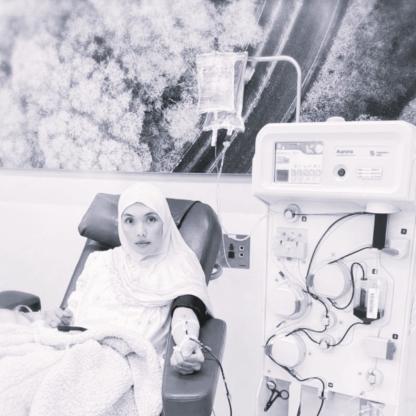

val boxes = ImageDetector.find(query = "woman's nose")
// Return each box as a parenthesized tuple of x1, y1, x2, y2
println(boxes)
(136, 222, 146, 237)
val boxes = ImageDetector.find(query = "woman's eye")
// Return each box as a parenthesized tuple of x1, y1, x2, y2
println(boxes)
(124, 217, 133, 224)
(147, 216, 158, 223)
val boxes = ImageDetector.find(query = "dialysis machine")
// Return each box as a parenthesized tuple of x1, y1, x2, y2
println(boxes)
(252, 119, 416, 416)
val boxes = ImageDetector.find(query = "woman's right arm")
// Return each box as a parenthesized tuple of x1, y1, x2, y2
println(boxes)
(169, 295, 209, 374)
(170, 306, 204, 374)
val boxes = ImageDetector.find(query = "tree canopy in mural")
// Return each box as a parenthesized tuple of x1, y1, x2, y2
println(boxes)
(0, 0, 261, 171)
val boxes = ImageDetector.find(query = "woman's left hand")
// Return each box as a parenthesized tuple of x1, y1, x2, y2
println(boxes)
(170, 338, 204, 375)
(42, 308, 73, 328)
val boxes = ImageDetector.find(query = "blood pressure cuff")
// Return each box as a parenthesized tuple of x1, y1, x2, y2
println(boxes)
(171, 295, 209, 325)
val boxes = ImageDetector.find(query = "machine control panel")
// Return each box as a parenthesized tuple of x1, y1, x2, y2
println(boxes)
(253, 120, 416, 206)
(274, 141, 323, 184)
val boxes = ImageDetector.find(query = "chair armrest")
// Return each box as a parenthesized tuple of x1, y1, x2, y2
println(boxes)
(162, 318, 227, 416)
(0, 290, 41, 311)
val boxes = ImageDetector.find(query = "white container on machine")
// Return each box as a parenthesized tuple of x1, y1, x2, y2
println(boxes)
(252, 119, 416, 416)
(353, 274, 387, 324)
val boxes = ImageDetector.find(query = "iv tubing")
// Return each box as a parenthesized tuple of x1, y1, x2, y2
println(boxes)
(247, 55, 302, 123)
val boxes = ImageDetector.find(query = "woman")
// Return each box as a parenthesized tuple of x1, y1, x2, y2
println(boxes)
(68, 182, 212, 373)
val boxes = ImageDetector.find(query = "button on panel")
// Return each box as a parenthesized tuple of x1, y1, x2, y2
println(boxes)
(333, 164, 347, 179)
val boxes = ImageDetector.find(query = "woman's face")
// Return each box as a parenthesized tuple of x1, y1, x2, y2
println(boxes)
(121, 202, 164, 258)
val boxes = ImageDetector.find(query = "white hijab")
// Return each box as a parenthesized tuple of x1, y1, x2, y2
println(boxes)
(113, 183, 212, 312)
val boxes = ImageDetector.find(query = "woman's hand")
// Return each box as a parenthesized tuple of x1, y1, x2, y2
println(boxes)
(170, 338, 204, 375)
(42, 308, 73, 328)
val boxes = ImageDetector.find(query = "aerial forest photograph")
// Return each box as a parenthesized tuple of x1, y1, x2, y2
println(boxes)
(0, 0, 415, 174)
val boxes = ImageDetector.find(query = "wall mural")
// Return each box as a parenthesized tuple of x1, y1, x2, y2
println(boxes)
(1, 0, 415, 174)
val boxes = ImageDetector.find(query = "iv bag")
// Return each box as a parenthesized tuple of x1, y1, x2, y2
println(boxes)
(196, 52, 248, 141)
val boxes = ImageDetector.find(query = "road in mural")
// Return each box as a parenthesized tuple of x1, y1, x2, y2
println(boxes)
(1, 0, 416, 173)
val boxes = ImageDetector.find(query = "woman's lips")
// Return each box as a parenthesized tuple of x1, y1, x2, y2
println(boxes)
(135, 241, 150, 246)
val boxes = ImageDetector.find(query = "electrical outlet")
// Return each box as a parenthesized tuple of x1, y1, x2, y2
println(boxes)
(274, 227, 307, 260)
(217, 234, 250, 269)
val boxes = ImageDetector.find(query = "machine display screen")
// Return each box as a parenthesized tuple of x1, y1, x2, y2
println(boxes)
(274, 141, 324, 184)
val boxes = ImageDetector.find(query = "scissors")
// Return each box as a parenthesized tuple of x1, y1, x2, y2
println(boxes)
(264, 379, 289, 411)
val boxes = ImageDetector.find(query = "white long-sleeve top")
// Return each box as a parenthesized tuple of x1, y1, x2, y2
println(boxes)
(67, 248, 172, 356)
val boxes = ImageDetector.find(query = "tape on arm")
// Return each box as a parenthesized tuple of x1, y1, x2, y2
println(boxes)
(171, 318, 200, 346)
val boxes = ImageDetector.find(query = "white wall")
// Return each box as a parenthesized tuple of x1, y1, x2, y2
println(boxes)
(0, 168, 267, 416)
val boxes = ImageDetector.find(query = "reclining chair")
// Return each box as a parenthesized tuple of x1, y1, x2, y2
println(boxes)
(0, 193, 226, 416)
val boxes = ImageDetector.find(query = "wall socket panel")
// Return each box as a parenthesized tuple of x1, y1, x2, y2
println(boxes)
(217, 234, 250, 269)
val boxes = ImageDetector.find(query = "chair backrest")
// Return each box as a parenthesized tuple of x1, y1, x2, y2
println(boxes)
(60, 193, 222, 308)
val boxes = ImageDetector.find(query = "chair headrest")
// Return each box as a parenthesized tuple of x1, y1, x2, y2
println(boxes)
(78, 193, 198, 248)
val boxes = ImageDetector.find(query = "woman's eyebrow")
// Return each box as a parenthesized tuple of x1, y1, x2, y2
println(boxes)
(122, 213, 133, 218)
(145, 211, 158, 217)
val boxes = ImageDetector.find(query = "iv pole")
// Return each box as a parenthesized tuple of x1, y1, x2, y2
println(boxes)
(247, 55, 302, 123)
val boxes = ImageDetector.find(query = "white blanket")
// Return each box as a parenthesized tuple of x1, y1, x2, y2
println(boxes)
(0, 323, 163, 416)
